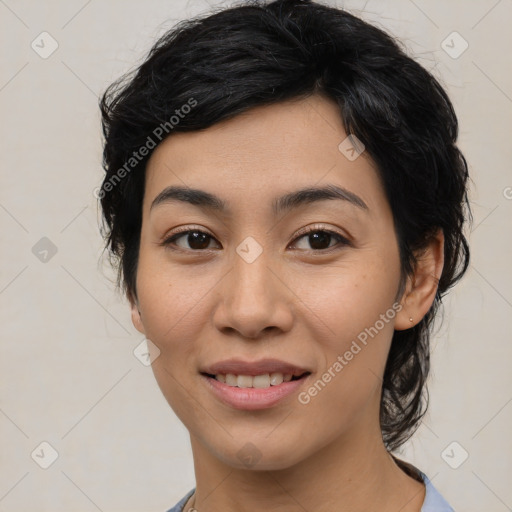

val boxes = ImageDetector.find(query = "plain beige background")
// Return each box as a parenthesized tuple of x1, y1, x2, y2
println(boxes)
(1, 0, 511, 510)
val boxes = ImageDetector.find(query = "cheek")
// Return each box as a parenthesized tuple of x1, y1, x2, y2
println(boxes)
(292, 252, 400, 345)
(290, 254, 400, 402)
(136, 249, 215, 342)
(135, 258, 216, 421)
(292, 270, 399, 448)
(134, 255, 222, 416)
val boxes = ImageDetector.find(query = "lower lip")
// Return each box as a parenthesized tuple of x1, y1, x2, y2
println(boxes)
(201, 374, 310, 410)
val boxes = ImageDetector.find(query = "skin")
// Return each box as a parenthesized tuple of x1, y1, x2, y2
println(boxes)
(130, 93, 444, 512)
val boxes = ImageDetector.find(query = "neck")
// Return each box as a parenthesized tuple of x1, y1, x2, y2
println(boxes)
(187, 419, 425, 512)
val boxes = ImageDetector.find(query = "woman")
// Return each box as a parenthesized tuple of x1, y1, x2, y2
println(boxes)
(98, 1, 471, 510)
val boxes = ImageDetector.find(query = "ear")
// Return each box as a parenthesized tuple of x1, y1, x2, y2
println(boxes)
(129, 294, 146, 335)
(395, 229, 445, 330)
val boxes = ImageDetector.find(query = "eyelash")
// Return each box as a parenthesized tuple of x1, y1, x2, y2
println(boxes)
(160, 223, 351, 254)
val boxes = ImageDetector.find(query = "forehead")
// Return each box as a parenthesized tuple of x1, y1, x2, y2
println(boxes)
(143, 94, 385, 215)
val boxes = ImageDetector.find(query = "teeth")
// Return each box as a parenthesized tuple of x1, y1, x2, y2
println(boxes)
(237, 375, 253, 388)
(225, 374, 238, 386)
(214, 372, 299, 388)
(267, 373, 280, 386)
(253, 374, 270, 388)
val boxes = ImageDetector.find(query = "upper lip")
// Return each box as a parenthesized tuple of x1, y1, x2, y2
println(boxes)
(200, 358, 311, 377)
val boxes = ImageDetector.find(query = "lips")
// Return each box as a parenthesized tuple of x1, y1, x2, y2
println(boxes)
(199, 358, 312, 409)
(200, 358, 311, 377)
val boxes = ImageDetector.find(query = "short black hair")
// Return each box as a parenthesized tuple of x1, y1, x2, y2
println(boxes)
(99, 0, 471, 451)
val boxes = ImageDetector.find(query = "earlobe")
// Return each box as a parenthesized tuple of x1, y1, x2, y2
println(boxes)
(130, 296, 145, 335)
(395, 229, 445, 331)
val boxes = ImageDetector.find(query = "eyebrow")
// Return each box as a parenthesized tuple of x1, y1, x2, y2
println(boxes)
(149, 183, 368, 215)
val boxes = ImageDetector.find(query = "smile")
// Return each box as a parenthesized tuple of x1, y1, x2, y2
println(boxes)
(201, 371, 311, 410)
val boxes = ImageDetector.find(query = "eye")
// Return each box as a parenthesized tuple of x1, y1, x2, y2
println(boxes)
(160, 224, 351, 253)
(161, 227, 220, 251)
(289, 224, 351, 252)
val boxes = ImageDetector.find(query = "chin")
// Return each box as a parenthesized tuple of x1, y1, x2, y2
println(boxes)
(209, 436, 311, 471)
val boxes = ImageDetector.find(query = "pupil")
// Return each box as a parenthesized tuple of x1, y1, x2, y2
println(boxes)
(310, 232, 330, 250)
(189, 231, 210, 250)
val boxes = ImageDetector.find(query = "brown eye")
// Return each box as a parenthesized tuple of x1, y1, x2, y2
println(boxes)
(163, 230, 220, 251)
(291, 229, 350, 252)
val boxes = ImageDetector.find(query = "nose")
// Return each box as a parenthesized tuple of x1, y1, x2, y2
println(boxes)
(212, 248, 294, 340)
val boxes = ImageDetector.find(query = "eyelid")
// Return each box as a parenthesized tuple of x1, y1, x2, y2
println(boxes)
(163, 224, 212, 236)
(291, 223, 350, 242)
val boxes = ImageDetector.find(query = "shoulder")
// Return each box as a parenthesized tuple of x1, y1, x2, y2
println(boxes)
(418, 470, 455, 512)
(392, 456, 454, 512)
(165, 488, 195, 512)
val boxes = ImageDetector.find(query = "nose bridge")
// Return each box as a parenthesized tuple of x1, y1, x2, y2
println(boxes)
(214, 237, 293, 338)
(234, 243, 273, 302)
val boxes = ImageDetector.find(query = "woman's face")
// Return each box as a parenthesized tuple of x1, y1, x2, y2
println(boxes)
(132, 94, 405, 469)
